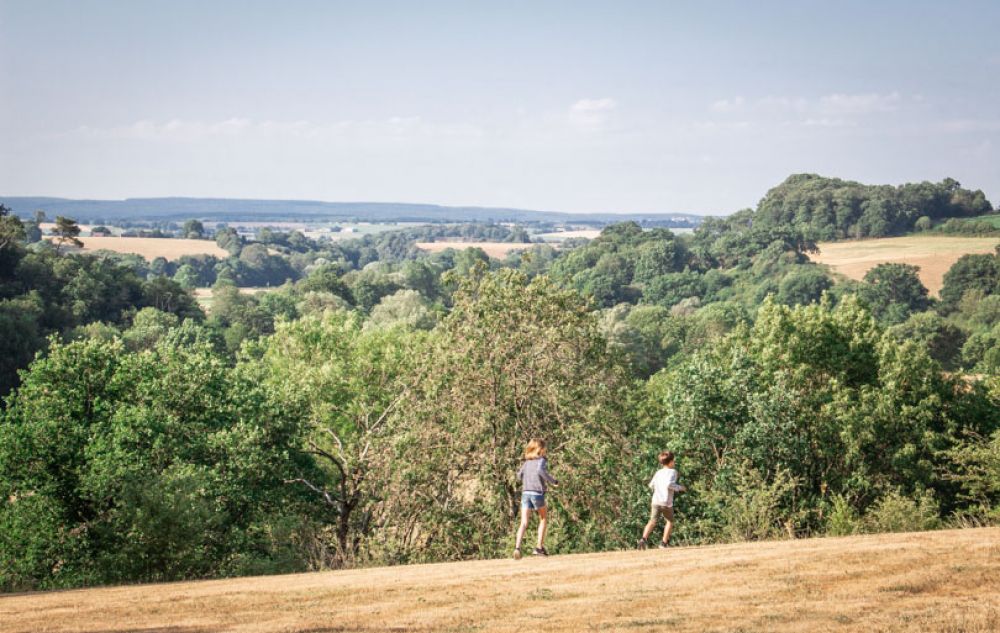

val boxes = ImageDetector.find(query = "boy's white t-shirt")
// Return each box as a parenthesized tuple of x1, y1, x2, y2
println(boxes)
(649, 467, 684, 507)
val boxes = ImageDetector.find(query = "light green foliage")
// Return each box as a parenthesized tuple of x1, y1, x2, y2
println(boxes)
(862, 490, 940, 534)
(122, 307, 179, 351)
(702, 461, 802, 542)
(381, 269, 635, 561)
(825, 495, 860, 536)
(646, 296, 996, 542)
(259, 312, 423, 566)
(366, 289, 438, 331)
(946, 428, 1000, 520)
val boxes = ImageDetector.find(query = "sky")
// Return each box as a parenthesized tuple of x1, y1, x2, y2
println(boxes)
(1, 0, 999, 215)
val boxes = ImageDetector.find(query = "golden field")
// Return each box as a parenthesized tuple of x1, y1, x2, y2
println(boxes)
(812, 235, 999, 296)
(415, 241, 533, 258)
(46, 236, 230, 261)
(2, 527, 997, 633)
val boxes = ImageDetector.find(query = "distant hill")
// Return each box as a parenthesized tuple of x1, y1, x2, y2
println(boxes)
(750, 174, 994, 240)
(1, 196, 706, 227)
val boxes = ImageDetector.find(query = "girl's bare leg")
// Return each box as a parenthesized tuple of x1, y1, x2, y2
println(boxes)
(536, 506, 548, 549)
(515, 507, 531, 550)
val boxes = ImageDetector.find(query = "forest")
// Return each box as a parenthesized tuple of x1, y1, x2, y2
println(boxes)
(1, 173, 999, 592)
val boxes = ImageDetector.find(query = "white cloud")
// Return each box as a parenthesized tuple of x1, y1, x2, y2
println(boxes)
(710, 96, 745, 113)
(568, 97, 618, 130)
(818, 91, 900, 115)
(756, 96, 809, 113)
(67, 117, 485, 144)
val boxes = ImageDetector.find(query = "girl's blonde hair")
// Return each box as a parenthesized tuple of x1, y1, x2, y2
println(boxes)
(524, 438, 547, 459)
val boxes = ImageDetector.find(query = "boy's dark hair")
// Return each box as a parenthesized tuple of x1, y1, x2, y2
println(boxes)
(658, 451, 674, 466)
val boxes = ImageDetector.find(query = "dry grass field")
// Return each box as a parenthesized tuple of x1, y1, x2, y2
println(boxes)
(46, 236, 229, 261)
(536, 229, 603, 241)
(415, 241, 533, 258)
(3, 527, 998, 633)
(812, 235, 999, 296)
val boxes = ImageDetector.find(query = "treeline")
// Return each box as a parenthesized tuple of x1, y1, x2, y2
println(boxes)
(745, 174, 993, 240)
(2, 190, 1000, 592)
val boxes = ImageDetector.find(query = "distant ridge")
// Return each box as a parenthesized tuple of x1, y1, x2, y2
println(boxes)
(1, 196, 706, 227)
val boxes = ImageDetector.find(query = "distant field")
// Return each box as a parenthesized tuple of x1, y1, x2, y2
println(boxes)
(46, 236, 229, 260)
(416, 241, 534, 258)
(536, 229, 603, 241)
(3, 527, 997, 633)
(193, 287, 275, 311)
(813, 235, 999, 296)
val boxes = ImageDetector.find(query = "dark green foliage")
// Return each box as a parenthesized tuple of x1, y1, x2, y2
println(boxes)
(940, 253, 1000, 312)
(777, 268, 833, 306)
(858, 263, 930, 324)
(0, 337, 312, 590)
(753, 174, 992, 240)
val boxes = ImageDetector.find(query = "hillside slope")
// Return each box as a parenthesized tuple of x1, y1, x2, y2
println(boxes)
(812, 235, 999, 295)
(3, 528, 998, 633)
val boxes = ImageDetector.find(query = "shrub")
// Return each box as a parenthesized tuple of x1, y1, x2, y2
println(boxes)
(862, 490, 940, 534)
(825, 494, 860, 536)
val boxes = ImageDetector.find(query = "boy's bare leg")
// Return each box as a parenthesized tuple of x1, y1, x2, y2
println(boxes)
(515, 508, 531, 550)
(641, 506, 658, 541)
(536, 506, 548, 548)
(662, 518, 674, 544)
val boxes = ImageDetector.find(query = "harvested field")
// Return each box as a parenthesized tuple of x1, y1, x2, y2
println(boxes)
(812, 235, 999, 296)
(415, 241, 533, 258)
(46, 236, 229, 260)
(536, 229, 603, 241)
(3, 527, 998, 633)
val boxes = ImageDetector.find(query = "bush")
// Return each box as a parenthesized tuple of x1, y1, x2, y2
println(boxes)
(709, 461, 802, 542)
(825, 494, 860, 536)
(862, 490, 940, 534)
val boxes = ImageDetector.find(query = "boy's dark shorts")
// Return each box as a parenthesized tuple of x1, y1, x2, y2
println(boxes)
(650, 504, 675, 522)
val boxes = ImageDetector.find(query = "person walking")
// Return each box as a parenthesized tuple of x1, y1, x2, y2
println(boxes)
(638, 451, 686, 550)
(513, 438, 558, 559)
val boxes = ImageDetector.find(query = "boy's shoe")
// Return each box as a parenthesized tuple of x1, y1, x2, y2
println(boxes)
(637, 538, 648, 550)
(513, 547, 522, 560)
(532, 547, 549, 557)
(658, 541, 670, 549)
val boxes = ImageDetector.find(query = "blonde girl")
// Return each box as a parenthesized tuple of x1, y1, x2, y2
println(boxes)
(513, 438, 559, 559)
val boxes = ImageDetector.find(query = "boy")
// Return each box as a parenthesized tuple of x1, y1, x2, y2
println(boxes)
(637, 451, 685, 550)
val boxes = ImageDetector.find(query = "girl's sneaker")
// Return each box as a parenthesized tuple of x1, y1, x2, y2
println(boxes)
(513, 547, 522, 560)
(658, 541, 670, 549)
(637, 538, 648, 550)
(532, 547, 549, 557)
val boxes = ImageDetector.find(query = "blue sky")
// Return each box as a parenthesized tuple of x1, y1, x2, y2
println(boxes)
(1, 0, 998, 214)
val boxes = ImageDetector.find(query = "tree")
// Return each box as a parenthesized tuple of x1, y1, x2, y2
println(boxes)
(777, 268, 833, 306)
(172, 264, 198, 290)
(379, 270, 636, 561)
(182, 219, 205, 239)
(858, 263, 929, 324)
(215, 227, 243, 256)
(366, 289, 438, 331)
(259, 312, 422, 566)
(646, 296, 995, 541)
(52, 216, 83, 254)
(0, 336, 313, 590)
(0, 203, 26, 252)
(940, 253, 1000, 312)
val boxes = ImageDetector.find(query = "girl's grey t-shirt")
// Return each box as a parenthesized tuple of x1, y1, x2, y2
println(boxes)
(517, 457, 558, 493)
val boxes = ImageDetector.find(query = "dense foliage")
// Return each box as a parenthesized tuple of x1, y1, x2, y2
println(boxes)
(2, 174, 999, 592)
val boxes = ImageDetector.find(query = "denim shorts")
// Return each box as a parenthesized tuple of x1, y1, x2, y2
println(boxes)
(521, 491, 546, 510)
